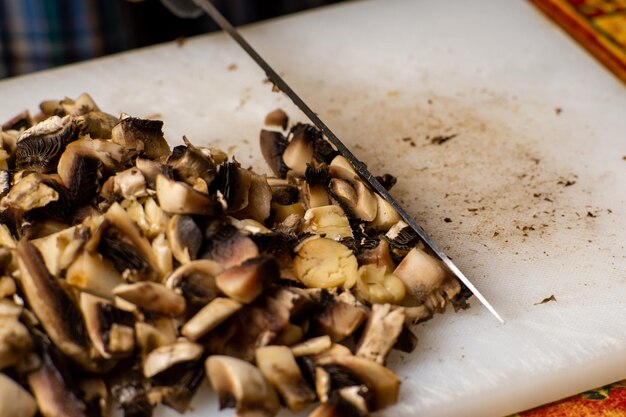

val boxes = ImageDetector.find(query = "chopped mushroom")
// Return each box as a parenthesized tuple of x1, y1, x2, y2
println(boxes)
(355, 304, 405, 364)
(0, 372, 38, 417)
(256, 345, 316, 411)
(0, 96, 470, 417)
(205, 355, 280, 417)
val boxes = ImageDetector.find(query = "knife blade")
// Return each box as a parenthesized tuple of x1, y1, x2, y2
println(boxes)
(170, 0, 504, 324)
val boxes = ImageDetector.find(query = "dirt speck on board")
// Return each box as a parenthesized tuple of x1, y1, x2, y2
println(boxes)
(175, 36, 187, 47)
(228, 63, 238, 71)
(534, 295, 557, 305)
(555, 107, 562, 115)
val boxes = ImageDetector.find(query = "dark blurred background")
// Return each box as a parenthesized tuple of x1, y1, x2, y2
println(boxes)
(0, 0, 345, 79)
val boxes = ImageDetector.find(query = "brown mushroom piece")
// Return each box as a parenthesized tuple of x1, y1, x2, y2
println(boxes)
(290, 335, 332, 357)
(0, 373, 38, 417)
(368, 194, 401, 231)
(135, 320, 177, 359)
(205, 355, 280, 417)
(167, 137, 216, 186)
(256, 345, 316, 412)
(164, 259, 223, 311)
(60, 92, 100, 115)
(0, 315, 33, 370)
(393, 247, 461, 310)
(328, 155, 358, 181)
(27, 351, 89, 417)
(329, 178, 378, 222)
(166, 215, 202, 264)
(259, 130, 289, 178)
(282, 124, 315, 177)
(96, 202, 161, 281)
(78, 378, 110, 417)
(16, 239, 97, 371)
(312, 292, 367, 342)
(111, 115, 170, 161)
(181, 297, 243, 341)
(156, 175, 222, 216)
(354, 264, 406, 305)
(143, 340, 203, 378)
(135, 157, 173, 189)
(74, 111, 118, 138)
(264, 108, 289, 130)
(2, 109, 33, 131)
(80, 292, 135, 359)
(209, 162, 253, 212)
(355, 304, 405, 364)
(0, 173, 69, 225)
(357, 239, 396, 273)
(215, 255, 279, 304)
(112, 167, 148, 200)
(14, 115, 77, 172)
(316, 355, 400, 411)
(65, 251, 122, 300)
(113, 282, 186, 317)
(201, 223, 259, 270)
(232, 173, 272, 223)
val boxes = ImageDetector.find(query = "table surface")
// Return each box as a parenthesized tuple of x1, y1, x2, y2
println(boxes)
(0, 1, 625, 416)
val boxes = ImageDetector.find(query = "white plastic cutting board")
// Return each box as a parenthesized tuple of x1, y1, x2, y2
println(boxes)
(0, 1, 625, 416)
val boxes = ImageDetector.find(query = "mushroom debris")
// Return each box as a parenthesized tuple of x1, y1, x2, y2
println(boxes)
(0, 94, 470, 417)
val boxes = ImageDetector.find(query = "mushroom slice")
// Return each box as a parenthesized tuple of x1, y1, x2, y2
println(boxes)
(328, 155, 358, 181)
(329, 178, 377, 222)
(205, 355, 280, 417)
(143, 340, 203, 378)
(111, 115, 170, 161)
(354, 264, 406, 305)
(357, 239, 396, 273)
(291, 335, 332, 357)
(167, 137, 216, 186)
(15, 115, 77, 172)
(259, 130, 289, 178)
(0, 373, 37, 417)
(264, 108, 289, 130)
(1, 173, 60, 213)
(256, 345, 316, 412)
(316, 355, 400, 411)
(60, 137, 128, 175)
(113, 282, 186, 316)
(294, 238, 358, 289)
(303, 205, 353, 240)
(135, 320, 177, 359)
(136, 157, 173, 189)
(393, 247, 460, 307)
(313, 292, 367, 342)
(27, 352, 88, 417)
(232, 173, 272, 223)
(156, 175, 222, 216)
(80, 293, 135, 359)
(99, 202, 161, 280)
(201, 224, 259, 270)
(282, 124, 315, 177)
(355, 304, 405, 364)
(16, 240, 93, 369)
(31, 225, 86, 276)
(65, 251, 124, 300)
(0, 170, 11, 198)
(112, 167, 148, 199)
(209, 162, 253, 212)
(0, 315, 33, 370)
(369, 194, 401, 231)
(152, 233, 173, 277)
(181, 297, 243, 341)
(60, 92, 100, 115)
(56, 145, 102, 206)
(74, 110, 118, 138)
(2, 109, 33, 131)
(215, 256, 279, 303)
(79, 378, 110, 417)
(166, 215, 202, 264)
(165, 260, 223, 310)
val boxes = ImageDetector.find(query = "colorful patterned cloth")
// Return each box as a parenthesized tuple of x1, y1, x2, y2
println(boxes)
(531, 0, 626, 84)
(512, 380, 626, 417)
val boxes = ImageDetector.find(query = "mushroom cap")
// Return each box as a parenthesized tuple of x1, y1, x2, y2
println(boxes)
(205, 355, 280, 417)
(0, 373, 37, 417)
(143, 340, 204, 378)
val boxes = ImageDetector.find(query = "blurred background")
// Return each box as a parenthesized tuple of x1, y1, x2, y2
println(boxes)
(0, 0, 345, 79)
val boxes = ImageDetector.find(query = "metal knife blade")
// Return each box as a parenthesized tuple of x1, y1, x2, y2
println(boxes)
(189, 0, 504, 324)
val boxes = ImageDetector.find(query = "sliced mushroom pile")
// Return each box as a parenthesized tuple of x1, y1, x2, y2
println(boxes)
(0, 95, 470, 417)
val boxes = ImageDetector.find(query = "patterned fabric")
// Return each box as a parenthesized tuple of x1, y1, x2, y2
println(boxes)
(0, 0, 131, 78)
(512, 380, 626, 417)
(531, 0, 626, 84)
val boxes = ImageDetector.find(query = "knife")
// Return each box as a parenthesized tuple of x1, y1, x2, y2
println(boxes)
(163, 0, 504, 324)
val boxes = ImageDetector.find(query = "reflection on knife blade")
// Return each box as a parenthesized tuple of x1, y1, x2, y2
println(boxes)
(171, 0, 503, 323)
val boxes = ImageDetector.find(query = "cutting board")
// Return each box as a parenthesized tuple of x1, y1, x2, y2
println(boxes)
(0, 1, 624, 416)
